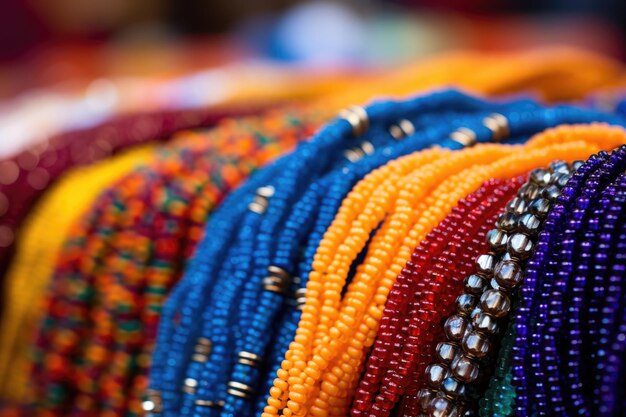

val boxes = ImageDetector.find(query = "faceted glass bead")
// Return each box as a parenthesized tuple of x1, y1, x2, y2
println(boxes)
(451, 353, 480, 383)
(444, 315, 468, 341)
(464, 275, 486, 294)
(480, 289, 511, 318)
(428, 395, 461, 417)
(436, 342, 459, 364)
(507, 233, 533, 260)
(517, 182, 540, 199)
(462, 330, 491, 358)
(529, 198, 550, 218)
(455, 294, 477, 315)
(426, 364, 450, 388)
(506, 197, 527, 215)
(486, 229, 508, 253)
(517, 213, 541, 236)
(494, 259, 523, 289)
(529, 168, 550, 186)
(475, 253, 496, 276)
(442, 377, 466, 397)
(496, 212, 517, 232)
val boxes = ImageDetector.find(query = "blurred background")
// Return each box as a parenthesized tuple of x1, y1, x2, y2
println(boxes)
(0, 0, 625, 158)
(1, 0, 625, 93)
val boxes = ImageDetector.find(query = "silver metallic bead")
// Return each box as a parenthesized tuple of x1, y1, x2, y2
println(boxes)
(518, 213, 541, 236)
(548, 160, 570, 174)
(237, 351, 263, 367)
(530, 168, 551, 186)
(496, 212, 517, 232)
(517, 182, 540, 199)
(471, 310, 498, 334)
(262, 265, 291, 294)
(541, 184, 561, 202)
(436, 342, 459, 363)
(195, 399, 225, 408)
(455, 294, 476, 315)
(426, 363, 450, 388)
(486, 228, 508, 253)
(475, 253, 496, 276)
(451, 353, 480, 383)
(482, 113, 509, 142)
(142, 390, 163, 413)
(507, 233, 533, 260)
(463, 274, 486, 295)
(442, 376, 466, 397)
(572, 160, 584, 170)
(494, 259, 524, 289)
(462, 330, 491, 358)
(529, 197, 551, 218)
(444, 314, 468, 341)
(506, 197, 527, 215)
(417, 388, 436, 411)
(480, 289, 511, 318)
(428, 395, 461, 417)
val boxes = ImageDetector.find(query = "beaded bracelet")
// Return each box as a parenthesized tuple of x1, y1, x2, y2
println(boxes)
(350, 176, 523, 417)
(265, 120, 626, 417)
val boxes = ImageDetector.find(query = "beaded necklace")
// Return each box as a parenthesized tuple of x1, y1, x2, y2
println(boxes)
(351, 176, 522, 417)
(509, 147, 626, 417)
(265, 118, 626, 417)
(482, 167, 626, 417)
(417, 160, 579, 416)
(156, 91, 519, 416)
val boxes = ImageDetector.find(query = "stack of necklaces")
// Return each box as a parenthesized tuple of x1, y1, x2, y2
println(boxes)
(342, 136, 626, 417)
(9, 47, 621, 417)
(5, 49, 626, 417)
(150, 88, 626, 417)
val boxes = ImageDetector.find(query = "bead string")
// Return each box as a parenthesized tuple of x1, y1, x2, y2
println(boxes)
(266, 128, 613, 417)
(419, 160, 579, 416)
(351, 177, 522, 417)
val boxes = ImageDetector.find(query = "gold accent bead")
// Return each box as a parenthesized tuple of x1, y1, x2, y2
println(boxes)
(389, 119, 415, 140)
(482, 113, 509, 142)
(449, 127, 477, 147)
(227, 381, 255, 399)
(339, 105, 369, 136)
(238, 351, 263, 367)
